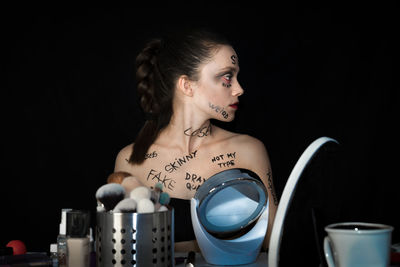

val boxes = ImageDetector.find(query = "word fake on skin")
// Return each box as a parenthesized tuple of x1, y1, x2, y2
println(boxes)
(211, 152, 236, 168)
(164, 150, 198, 173)
(146, 169, 176, 190)
(185, 172, 206, 191)
(209, 102, 229, 119)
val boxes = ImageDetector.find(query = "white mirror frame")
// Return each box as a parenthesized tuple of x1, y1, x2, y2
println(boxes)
(268, 136, 339, 267)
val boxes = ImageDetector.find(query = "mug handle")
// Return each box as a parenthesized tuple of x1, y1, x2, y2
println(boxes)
(323, 236, 335, 267)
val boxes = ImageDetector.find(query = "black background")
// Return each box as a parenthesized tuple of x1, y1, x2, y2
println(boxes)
(1, 3, 399, 265)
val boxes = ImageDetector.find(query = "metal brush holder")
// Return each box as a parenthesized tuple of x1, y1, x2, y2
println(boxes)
(96, 209, 174, 267)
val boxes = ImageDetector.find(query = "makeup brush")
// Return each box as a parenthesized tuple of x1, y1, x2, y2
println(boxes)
(155, 192, 171, 210)
(129, 186, 151, 202)
(159, 192, 170, 205)
(154, 182, 163, 191)
(107, 171, 132, 184)
(121, 176, 143, 197)
(157, 205, 169, 212)
(137, 198, 155, 213)
(113, 198, 137, 213)
(151, 182, 163, 203)
(95, 183, 126, 211)
(96, 201, 106, 212)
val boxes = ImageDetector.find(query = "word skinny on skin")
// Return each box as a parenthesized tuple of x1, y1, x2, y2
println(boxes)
(164, 150, 198, 173)
(209, 102, 229, 119)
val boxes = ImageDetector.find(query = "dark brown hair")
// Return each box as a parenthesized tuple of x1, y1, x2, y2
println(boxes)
(129, 28, 231, 164)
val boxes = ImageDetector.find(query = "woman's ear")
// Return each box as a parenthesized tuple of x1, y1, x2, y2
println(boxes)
(177, 75, 194, 97)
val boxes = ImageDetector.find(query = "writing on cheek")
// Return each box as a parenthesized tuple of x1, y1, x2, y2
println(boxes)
(164, 150, 198, 173)
(185, 172, 206, 191)
(209, 102, 229, 119)
(211, 152, 236, 168)
(146, 169, 176, 191)
(222, 81, 232, 88)
(222, 75, 232, 88)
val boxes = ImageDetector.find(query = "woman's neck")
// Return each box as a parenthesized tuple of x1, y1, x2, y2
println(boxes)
(160, 109, 212, 154)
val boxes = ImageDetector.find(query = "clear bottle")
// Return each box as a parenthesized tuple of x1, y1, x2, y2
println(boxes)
(57, 233, 67, 267)
(89, 227, 96, 267)
(57, 209, 71, 267)
(50, 243, 58, 267)
(66, 210, 90, 267)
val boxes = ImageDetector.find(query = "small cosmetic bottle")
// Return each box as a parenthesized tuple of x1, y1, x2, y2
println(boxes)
(57, 208, 71, 267)
(66, 210, 90, 267)
(50, 243, 58, 267)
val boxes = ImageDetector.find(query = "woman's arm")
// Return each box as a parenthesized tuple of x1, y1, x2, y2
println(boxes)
(237, 135, 278, 250)
(114, 144, 134, 172)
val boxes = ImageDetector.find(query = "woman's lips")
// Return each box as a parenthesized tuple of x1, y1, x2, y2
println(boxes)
(229, 102, 239, 109)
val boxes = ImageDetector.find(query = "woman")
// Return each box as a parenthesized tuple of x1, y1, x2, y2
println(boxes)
(114, 28, 278, 252)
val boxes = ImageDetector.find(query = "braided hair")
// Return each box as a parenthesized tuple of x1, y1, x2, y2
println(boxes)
(130, 28, 231, 164)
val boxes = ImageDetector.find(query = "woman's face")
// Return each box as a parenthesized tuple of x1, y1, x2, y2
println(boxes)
(192, 45, 244, 122)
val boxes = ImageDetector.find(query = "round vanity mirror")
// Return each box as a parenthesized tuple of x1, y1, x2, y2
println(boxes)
(194, 169, 268, 236)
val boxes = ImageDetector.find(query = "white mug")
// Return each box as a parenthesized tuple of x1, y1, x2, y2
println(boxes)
(324, 222, 393, 267)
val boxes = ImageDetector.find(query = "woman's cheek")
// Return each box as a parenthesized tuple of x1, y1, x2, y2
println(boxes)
(208, 101, 230, 120)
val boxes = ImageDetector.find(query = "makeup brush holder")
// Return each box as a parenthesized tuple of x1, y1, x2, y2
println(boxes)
(96, 209, 174, 267)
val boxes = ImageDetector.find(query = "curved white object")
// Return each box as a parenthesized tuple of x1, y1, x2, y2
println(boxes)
(268, 136, 339, 267)
(191, 198, 269, 265)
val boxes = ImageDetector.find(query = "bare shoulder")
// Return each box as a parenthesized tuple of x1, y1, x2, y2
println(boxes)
(234, 134, 269, 161)
(114, 143, 134, 172)
(221, 132, 271, 174)
(215, 127, 267, 155)
(212, 126, 270, 166)
(234, 133, 267, 149)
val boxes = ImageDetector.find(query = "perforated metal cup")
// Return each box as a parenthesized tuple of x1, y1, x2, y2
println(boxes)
(96, 209, 174, 267)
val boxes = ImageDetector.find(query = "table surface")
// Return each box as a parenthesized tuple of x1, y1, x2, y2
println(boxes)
(175, 251, 269, 267)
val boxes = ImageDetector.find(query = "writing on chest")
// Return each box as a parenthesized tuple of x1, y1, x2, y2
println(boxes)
(164, 150, 198, 173)
(141, 150, 239, 194)
(145, 168, 206, 193)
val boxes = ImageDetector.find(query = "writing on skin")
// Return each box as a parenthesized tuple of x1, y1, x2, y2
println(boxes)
(164, 150, 198, 173)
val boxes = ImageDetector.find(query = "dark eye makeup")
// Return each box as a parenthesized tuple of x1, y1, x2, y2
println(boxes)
(222, 73, 233, 82)
(215, 66, 239, 88)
